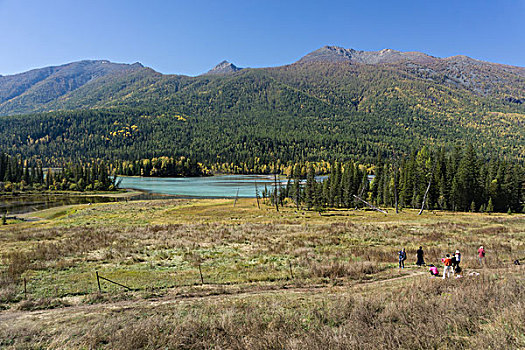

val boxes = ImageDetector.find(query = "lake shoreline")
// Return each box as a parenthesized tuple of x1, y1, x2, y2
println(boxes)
(0, 189, 137, 198)
(0, 190, 181, 216)
(1, 175, 285, 215)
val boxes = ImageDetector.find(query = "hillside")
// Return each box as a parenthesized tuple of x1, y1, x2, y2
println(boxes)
(0, 60, 149, 115)
(0, 46, 523, 163)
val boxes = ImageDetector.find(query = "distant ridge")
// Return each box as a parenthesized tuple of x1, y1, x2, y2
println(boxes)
(0, 60, 147, 115)
(0, 46, 523, 117)
(204, 60, 243, 75)
(299, 45, 438, 64)
(295, 45, 525, 96)
(297, 45, 525, 69)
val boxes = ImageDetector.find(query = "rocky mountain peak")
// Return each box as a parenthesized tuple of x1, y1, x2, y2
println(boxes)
(298, 46, 435, 65)
(205, 60, 242, 75)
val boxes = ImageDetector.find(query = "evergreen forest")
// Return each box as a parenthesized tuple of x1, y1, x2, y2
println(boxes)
(269, 145, 524, 213)
(0, 152, 118, 192)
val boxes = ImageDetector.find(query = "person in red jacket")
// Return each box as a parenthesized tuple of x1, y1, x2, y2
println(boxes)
(478, 246, 486, 266)
(441, 254, 453, 279)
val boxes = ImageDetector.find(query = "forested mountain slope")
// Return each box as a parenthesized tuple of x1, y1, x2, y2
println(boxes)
(0, 60, 147, 115)
(0, 46, 523, 164)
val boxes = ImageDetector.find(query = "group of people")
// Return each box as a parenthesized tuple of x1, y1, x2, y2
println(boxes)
(398, 245, 488, 279)
(436, 250, 462, 279)
(397, 247, 426, 269)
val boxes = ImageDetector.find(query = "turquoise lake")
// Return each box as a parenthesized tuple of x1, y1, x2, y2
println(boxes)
(1, 175, 285, 215)
(118, 175, 284, 198)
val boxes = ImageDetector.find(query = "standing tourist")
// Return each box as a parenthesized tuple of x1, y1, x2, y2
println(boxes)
(441, 254, 453, 279)
(478, 246, 486, 266)
(398, 248, 407, 269)
(454, 250, 461, 267)
(416, 246, 425, 266)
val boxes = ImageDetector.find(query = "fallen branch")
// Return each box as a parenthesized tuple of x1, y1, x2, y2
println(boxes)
(352, 195, 388, 214)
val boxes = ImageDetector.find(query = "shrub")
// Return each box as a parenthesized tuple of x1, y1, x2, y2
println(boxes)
(310, 260, 380, 279)
(3, 251, 31, 281)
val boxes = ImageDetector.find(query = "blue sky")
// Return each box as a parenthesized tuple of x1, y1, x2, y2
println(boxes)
(0, 0, 524, 76)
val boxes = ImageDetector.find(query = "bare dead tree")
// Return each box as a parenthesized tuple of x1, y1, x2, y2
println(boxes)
(233, 188, 240, 207)
(392, 151, 399, 214)
(393, 165, 399, 214)
(294, 177, 300, 210)
(273, 169, 279, 212)
(354, 177, 367, 210)
(254, 180, 260, 209)
(418, 161, 436, 216)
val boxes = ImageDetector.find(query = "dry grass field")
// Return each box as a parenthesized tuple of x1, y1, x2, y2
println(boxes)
(1, 198, 524, 349)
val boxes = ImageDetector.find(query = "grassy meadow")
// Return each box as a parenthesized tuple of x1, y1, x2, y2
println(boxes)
(0, 198, 524, 349)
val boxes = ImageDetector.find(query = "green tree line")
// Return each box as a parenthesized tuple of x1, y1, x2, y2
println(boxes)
(0, 152, 118, 192)
(269, 145, 524, 213)
(114, 156, 205, 177)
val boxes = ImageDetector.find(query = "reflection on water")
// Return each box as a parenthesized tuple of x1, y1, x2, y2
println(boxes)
(0, 192, 176, 215)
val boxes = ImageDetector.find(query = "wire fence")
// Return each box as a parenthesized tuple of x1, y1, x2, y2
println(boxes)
(8, 252, 525, 300)
(11, 259, 300, 300)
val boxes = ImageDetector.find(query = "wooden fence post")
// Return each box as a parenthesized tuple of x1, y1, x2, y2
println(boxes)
(198, 264, 204, 285)
(96, 271, 101, 293)
(289, 260, 294, 279)
(23, 277, 27, 299)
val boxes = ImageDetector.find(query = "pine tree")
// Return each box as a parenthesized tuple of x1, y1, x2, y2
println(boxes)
(486, 197, 494, 213)
(305, 164, 316, 209)
(292, 164, 301, 209)
(322, 177, 330, 208)
(46, 168, 53, 189)
(341, 162, 353, 208)
(329, 162, 342, 207)
(453, 145, 480, 211)
(371, 161, 382, 205)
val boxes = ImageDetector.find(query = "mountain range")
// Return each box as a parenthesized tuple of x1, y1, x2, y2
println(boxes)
(1, 46, 523, 116)
(0, 46, 523, 163)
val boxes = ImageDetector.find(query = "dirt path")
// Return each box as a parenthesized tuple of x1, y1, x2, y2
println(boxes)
(0, 270, 427, 324)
